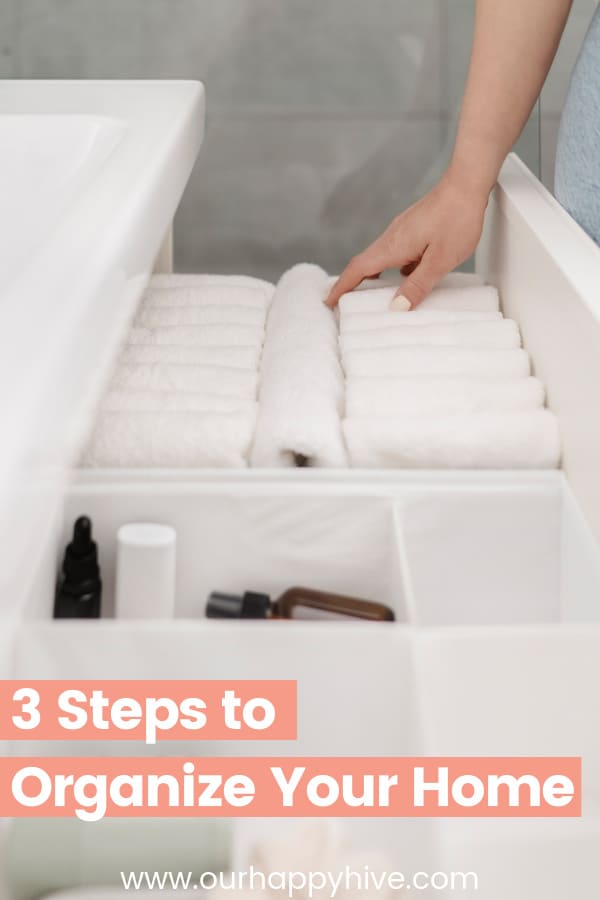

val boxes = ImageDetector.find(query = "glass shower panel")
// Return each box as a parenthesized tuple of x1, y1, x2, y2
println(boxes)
(4, 0, 542, 277)
(175, 0, 541, 278)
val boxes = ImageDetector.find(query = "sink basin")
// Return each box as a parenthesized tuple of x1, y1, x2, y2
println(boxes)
(0, 114, 125, 292)
(0, 80, 205, 614)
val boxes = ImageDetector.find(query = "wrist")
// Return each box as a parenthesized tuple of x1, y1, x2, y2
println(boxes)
(443, 155, 499, 204)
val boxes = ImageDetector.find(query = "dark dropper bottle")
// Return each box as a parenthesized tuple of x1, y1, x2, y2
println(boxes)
(54, 517, 102, 619)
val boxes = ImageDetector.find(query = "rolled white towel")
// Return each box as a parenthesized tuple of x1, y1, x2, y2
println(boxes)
(340, 320, 521, 353)
(136, 304, 265, 328)
(340, 282, 497, 315)
(343, 346, 530, 378)
(252, 264, 348, 467)
(340, 309, 502, 332)
(111, 363, 258, 399)
(144, 284, 269, 311)
(399, 284, 500, 313)
(150, 272, 275, 295)
(346, 376, 546, 417)
(103, 389, 256, 414)
(330, 271, 484, 304)
(343, 410, 561, 469)
(120, 344, 262, 369)
(83, 409, 257, 468)
(128, 324, 264, 348)
(339, 287, 407, 315)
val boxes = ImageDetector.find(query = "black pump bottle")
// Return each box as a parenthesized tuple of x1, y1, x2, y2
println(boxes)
(54, 517, 102, 619)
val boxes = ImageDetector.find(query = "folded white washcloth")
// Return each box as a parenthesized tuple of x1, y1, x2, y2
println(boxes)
(340, 319, 521, 353)
(343, 410, 561, 469)
(103, 389, 256, 414)
(111, 363, 258, 399)
(391, 284, 500, 312)
(128, 324, 264, 348)
(150, 272, 275, 296)
(329, 271, 484, 300)
(339, 287, 408, 315)
(251, 264, 348, 467)
(340, 281, 496, 315)
(83, 409, 257, 468)
(343, 346, 530, 378)
(346, 375, 545, 417)
(340, 309, 502, 332)
(120, 344, 262, 369)
(144, 284, 270, 311)
(136, 304, 265, 328)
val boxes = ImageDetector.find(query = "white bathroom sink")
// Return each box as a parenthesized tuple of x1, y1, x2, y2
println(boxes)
(0, 114, 125, 291)
(0, 80, 205, 614)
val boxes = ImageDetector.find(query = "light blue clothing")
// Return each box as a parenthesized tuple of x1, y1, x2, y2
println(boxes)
(555, 3, 600, 244)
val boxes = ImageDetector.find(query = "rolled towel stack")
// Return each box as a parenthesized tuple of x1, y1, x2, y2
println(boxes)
(83, 274, 272, 468)
(339, 274, 561, 469)
(344, 411, 560, 469)
(343, 346, 531, 378)
(251, 263, 348, 467)
(341, 319, 521, 352)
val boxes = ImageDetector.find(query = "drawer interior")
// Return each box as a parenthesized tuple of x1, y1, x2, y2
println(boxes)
(6, 470, 600, 899)
(56, 471, 600, 627)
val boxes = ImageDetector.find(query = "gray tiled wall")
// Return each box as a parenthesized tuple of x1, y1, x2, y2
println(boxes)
(2, 1, 591, 277)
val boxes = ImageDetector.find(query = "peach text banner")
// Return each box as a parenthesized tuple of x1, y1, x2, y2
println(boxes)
(0, 757, 581, 819)
(0, 680, 297, 741)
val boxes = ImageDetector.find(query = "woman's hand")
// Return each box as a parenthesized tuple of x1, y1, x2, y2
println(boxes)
(326, 170, 489, 309)
(326, 0, 573, 310)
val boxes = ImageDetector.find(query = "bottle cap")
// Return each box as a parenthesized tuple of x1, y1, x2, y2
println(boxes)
(206, 591, 271, 619)
(63, 516, 101, 586)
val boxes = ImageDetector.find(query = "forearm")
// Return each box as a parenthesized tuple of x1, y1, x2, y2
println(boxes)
(449, 0, 573, 194)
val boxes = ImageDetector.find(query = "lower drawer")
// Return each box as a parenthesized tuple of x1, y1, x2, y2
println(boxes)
(5, 470, 600, 899)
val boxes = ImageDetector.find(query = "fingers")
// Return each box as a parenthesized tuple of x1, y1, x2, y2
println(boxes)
(325, 241, 391, 308)
(325, 259, 373, 309)
(400, 261, 419, 277)
(393, 249, 445, 310)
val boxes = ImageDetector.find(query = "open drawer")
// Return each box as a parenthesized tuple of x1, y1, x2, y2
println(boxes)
(3, 145, 600, 900)
(5, 469, 600, 899)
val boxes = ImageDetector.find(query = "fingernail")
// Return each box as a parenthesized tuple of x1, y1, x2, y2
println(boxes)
(390, 295, 411, 312)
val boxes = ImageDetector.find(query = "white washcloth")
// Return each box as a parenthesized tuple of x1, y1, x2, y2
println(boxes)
(339, 287, 411, 315)
(244, 821, 396, 900)
(111, 363, 258, 399)
(83, 409, 257, 468)
(120, 344, 262, 369)
(144, 288, 268, 312)
(340, 320, 521, 353)
(346, 375, 545, 417)
(329, 271, 484, 297)
(340, 310, 502, 332)
(150, 273, 275, 295)
(343, 346, 530, 378)
(397, 284, 500, 313)
(136, 304, 265, 328)
(128, 324, 264, 348)
(103, 389, 255, 414)
(251, 264, 348, 467)
(344, 410, 561, 469)
(339, 282, 497, 316)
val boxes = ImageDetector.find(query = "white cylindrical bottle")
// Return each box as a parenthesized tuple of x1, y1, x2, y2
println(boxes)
(115, 523, 176, 619)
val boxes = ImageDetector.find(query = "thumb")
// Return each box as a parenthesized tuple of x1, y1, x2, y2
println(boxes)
(391, 251, 442, 310)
